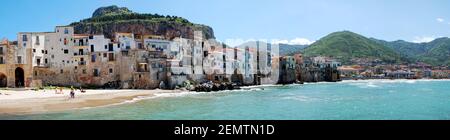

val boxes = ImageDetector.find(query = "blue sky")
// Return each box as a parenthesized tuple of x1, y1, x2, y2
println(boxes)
(0, 0, 449, 45)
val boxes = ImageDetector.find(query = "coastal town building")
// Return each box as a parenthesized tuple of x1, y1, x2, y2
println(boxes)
(278, 56, 296, 84)
(1, 25, 348, 90)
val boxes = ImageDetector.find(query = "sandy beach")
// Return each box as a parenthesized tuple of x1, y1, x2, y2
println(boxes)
(0, 88, 182, 115)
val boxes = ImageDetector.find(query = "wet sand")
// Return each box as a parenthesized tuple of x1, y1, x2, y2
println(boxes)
(0, 89, 181, 115)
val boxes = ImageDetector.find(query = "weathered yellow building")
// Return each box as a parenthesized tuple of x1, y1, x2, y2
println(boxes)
(0, 39, 33, 88)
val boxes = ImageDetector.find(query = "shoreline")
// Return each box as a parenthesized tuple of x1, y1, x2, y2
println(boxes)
(1, 78, 449, 116)
(0, 89, 182, 115)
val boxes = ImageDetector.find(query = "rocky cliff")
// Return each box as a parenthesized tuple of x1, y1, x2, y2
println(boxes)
(70, 5, 215, 40)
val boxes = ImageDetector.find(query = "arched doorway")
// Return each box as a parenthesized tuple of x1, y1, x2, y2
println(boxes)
(15, 67, 25, 87)
(0, 73, 7, 87)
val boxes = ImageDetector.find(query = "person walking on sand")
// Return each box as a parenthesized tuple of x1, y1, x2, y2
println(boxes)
(70, 88, 75, 99)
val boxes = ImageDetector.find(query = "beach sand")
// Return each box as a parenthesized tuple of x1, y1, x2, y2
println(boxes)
(0, 89, 182, 115)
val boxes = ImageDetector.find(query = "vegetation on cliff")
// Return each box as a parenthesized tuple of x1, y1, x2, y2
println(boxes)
(70, 5, 215, 40)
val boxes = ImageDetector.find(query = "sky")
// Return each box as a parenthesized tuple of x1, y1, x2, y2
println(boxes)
(0, 0, 449, 46)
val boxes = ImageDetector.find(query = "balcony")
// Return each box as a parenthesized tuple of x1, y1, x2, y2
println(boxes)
(35, 62, 49, 68)
(78, 61, 86, 65)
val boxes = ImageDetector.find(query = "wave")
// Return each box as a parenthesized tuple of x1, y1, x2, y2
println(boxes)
(342, 79, 450, 83)
(79, 88, 267, 110)
(79, 79, 450, 110)
(281, 95, 317, 102)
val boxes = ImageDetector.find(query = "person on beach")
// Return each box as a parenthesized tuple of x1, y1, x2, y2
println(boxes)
(70, 88, 75, 99)
(80, 86, 86, 93)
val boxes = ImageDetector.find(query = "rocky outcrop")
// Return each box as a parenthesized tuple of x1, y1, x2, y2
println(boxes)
(70, 5, 215, 40)
(192, 81, 236, 92)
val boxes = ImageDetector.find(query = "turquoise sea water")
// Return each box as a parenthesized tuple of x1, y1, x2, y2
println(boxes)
(2, 79, 450, 120)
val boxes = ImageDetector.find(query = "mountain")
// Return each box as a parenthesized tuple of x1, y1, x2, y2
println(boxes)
(370, 39, 426, 62)
(371, 37, 450, 66)
(418, 37, 450, 66)
(70, 5, 215, 40)
(234, 41, 307, 56)
(302, 31, 402, 64)
(279, 44, 308, 56)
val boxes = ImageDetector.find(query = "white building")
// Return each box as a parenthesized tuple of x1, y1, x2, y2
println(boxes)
(115, 33, 136, 51)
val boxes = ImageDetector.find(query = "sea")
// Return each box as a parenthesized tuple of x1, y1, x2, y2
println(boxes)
(1, 79, 450, 120)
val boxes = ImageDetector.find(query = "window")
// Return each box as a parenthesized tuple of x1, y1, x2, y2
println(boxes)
(33, 49, 36, 53)
(64, 38, 67, 45)
(22, 35, 27, 41)
(17, 56, 22, 64)
(156, 72, 159, 80)
(109, 68, 113, 74)
(74, 66, 77, 70)
(104, 45, 107, 50)
(103, 53, 107, 58)
(64, 28, 69, 34)
(0, 57, 4, 64)
(60, 69, 63, 74)
(108, 44, 114, 51)
(0, 47, 3, 54)
(64, 49, 69, 54)
(91, 45, 95, 52)
(35, 36, 40, 45)
(91, 54, 96, 62)
(82, 69, 87, 74)
(44, 59, 48, 64)
(34, 71, 38, 76)
(93, 69, 100, 77)
(108, 53, 115, 61)
(79, 49, 84, 55)
(126, 42, 131, 49)
(36, 58, 41, 66)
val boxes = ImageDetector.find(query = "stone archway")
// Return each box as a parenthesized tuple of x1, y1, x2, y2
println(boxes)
(0, 73, 7, 87)
(15, 67, 25, 87)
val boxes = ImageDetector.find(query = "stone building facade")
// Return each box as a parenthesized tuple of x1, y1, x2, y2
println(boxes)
(2, 26, 340, 89)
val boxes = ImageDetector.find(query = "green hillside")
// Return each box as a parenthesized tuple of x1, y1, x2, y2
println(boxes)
(303, 31, 402, 64)
(372, 37, 450, 66)
(419, 37, 450, 66)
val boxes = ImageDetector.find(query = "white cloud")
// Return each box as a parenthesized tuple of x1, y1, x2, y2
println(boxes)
(437, 18, 444, 22)
(290, 38, 315, 45)
(271, 38, 315, 45)
(271, 39, 289, 44)
(224, 37, 315, 46)
(412, 36, 436, 43)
